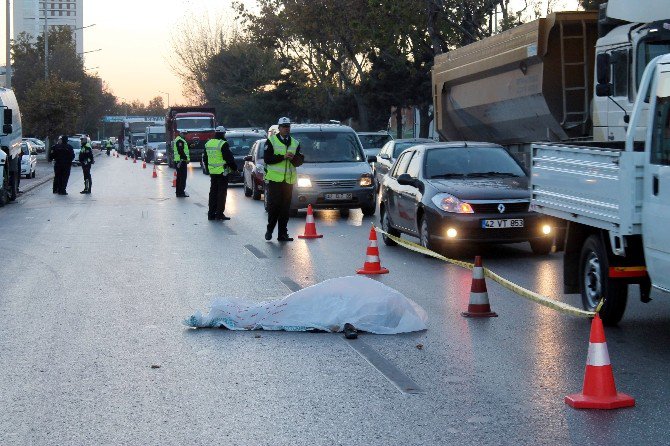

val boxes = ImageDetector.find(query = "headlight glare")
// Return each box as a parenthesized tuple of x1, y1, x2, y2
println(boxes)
(297, 176, 312, 188)
(431, 193, 474, 213)
(359, 174, 373, 187)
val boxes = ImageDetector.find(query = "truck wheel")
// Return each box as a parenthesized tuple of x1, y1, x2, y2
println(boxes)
(339, 208, 350, 218)
(579, 235, 628, 325)
(361, 205, 376, 217)
(530, 237, 553, 255)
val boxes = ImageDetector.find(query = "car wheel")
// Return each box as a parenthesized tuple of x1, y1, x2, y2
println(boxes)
(380, 206, 399, 247)
(339, 208, 350, 218)
(244, 178, 253, 197)
(418, 215, 437, 252)
(252, 180, 262, 201)
(361, 205, 375, 217)
(579, 235, 628, 326)
(530, 237, 553, 255)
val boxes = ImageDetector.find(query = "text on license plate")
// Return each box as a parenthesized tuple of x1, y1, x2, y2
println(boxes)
(482, 219, 524, 229)
(325, 193, 352, 200)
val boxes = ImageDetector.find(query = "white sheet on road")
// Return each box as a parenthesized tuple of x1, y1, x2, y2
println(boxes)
(184, 276, 428, 334)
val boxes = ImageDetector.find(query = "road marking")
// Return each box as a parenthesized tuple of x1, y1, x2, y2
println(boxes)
(345, 339, 423, 394)
(193, 202, 205, 208)
(244, 244, 267, 259)
(67, 212, 78, 221)
(280, 277, 302, 293)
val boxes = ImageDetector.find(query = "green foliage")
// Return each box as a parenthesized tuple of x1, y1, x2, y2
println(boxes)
(22, 77, 82, 140)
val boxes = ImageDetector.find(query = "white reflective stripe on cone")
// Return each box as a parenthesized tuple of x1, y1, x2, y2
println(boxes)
(469, 292, 490, 305)
(369, 240, 378, 248)
(366, 255, 380, 263)
(306, 214, 314, 223)
(586, 342, 611, 367)
(472, 267, 484, 280)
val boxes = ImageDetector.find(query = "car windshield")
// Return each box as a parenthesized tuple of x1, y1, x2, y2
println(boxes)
(359, 134, 392, 150)
(292, 131, 364, 163)
(157, 143, 167, 152)
(147, 133, 164, 143)
(227, 136, 260, 156)
(132, 136, 144, 144)
(177, 117, 214, 131)
(21, 144, 30, 155)
(393, 141, 430, 158)
(425, 147, 526, 179)
(69, 140, 82, 150)
(637, 40, 670, 89)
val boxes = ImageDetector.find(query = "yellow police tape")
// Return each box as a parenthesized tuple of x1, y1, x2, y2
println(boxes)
(373, 226, 595, 318)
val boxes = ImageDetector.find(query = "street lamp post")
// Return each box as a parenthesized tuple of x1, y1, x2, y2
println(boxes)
(43, 0, 48, 80)
(159, 90, 170, 108)
(5, 0, 11, 88)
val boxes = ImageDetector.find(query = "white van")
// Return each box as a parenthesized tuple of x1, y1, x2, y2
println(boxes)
(143, 125, 166, 162)
(0, 88, 23, 205)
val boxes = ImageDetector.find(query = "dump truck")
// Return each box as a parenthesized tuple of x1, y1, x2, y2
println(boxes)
(165, 107, 216, 168)
(432, 0, 670, 166)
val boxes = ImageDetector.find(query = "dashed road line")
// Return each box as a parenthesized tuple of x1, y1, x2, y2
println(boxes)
(280, 277, 302, 293)
(244, 244, 267, 259)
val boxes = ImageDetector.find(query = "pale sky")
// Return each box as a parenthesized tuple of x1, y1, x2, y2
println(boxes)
(0, 0, 578, 106)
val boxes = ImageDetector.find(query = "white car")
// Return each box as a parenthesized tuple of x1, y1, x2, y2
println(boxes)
(22, 137, 45, 153)
(68, 138, 82, 166)
(20, 141, 37, 178)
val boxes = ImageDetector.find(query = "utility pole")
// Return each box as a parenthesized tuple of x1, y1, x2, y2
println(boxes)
(43, 0, 48, 80)
(5, 0, 11, 88)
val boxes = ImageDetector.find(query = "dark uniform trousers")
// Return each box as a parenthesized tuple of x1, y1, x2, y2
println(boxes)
(266, 181, 294, 236)
(53, 164, 71, 193)
(82, 164, 92, 192)
(176, 161, 188, 195)
(208, 174, 229, 217)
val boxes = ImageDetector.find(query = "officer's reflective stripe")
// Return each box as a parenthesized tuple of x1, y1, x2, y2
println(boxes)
(366, 255, 380, 263)
(208, 163, 225, 167)
(469, 292, 490, 305)
(473, 267, 484, 280)
(586, 342, 611, 366)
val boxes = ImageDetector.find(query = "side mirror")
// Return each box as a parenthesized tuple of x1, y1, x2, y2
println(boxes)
(397, 173, 414, 186)
(623, 115, 630, 124)
(379, 153, 390, 160)
(3, 109, 11, 125)
(596, 53, 610, 85)
(595, 83, 612, 97)
(243, 155, 252, 162)
(367, 155, 377, 163)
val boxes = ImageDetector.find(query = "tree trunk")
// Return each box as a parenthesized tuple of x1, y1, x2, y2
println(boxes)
(353, 92, 369, 131)
(418, 104, 432, 139)
(395, 106, 403, 139)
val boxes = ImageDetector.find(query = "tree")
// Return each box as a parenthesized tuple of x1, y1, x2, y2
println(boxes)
(22, 77, 82, 141)
(579, 0, 606, 10)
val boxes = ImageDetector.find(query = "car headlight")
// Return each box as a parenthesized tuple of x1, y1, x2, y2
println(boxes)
(431, 193, 474, 213)
(359, 174, 374, 187)
(297, 176, 312, 188)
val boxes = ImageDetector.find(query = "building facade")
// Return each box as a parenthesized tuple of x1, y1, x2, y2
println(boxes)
(13, 0, 84, 54)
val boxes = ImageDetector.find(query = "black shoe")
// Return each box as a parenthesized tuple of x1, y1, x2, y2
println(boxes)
(265, 231, 272, 241)
(277, 235, 294, 242)
(208, 214, 216, 221)
(80, 190, 87, 194)
(344, 323, 358, 340)
(216, 214, 231, 221)
(58, 192, 68, 195)
(176, 193, 189, 198)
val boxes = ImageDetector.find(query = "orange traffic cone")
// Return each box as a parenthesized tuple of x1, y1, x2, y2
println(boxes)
(125, 155, 128, 160)
(565, 313, 635, 409)
(172, 171, 177, 187)
(356, 227, 389, 275)
(461, 256, 498, 318)
(298, 205, 323, 239)
(152, 165, 158, 178)
(142, 160, 147, 169)
(133, 158, 137, 164)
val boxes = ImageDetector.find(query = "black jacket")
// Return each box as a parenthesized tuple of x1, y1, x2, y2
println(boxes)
(50, 143, 75, 166)
(263, 135, 304, 167)
(79, 144, 95, 166)
(203, 138, 238, 174)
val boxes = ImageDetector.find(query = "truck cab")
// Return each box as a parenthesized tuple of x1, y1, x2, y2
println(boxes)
(0, 88, 22, 206)
(165, 108, 216, 168)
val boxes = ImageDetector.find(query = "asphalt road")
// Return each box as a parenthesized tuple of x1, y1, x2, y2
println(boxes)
(1, 154, 669, 445)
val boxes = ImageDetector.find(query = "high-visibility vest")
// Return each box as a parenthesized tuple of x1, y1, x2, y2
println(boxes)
(173, 136, 189, 162)
(105, 141, 112, 148)
(265, 135, 299, 184)
(205, 138, 228, 175)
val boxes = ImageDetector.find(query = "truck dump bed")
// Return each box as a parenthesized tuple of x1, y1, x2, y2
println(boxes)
(432, 11, 598, 145)
(530, 144, 645, 236)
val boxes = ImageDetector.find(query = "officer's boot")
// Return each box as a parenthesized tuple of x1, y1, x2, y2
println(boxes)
(80, 179, 87, 194)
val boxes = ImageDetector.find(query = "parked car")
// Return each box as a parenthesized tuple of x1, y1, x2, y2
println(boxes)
(357, 131, 393, 158)
(68, 138, 82, 166)
(379, 142, 554, 254)
(91, 140, 102, 150)
(266, 123, 377, 217)
(22, 137, 45, 153)
(373, 138, 434, 189)
(200, 131, 265, 183)
(150, 142, 168, 165)
(243, 138, 267, 200)
(20, 141, 37, 178)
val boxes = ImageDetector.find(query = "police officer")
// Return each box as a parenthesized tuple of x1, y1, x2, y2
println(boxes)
(203, 126, 237, 221)
(49, 135, 75, 195)
(105, 139, 112, 156)
(264, 117, 304, 242)
(79, 137, 94, 194)
(173, 129, 189, 197)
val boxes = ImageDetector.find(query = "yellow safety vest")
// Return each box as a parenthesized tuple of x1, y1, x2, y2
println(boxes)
(265, 135, 299, 184)
(205, 138, 228, 175)
(173, 136, 189, 162)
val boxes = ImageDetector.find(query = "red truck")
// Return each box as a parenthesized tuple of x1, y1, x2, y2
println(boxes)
(165, 107, 216, 168)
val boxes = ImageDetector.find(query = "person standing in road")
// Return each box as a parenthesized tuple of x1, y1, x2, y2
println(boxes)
(203, 126, 237, 221)
(264, 117, 304, 242)
(79, 136, 94, 194)
(173, 129, 189, 197)
(49, 135, 75, 195)
(105, 139, 112, 156)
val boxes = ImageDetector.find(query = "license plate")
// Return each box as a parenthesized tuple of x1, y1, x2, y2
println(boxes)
(325, 193, 352, 200)
(482, 219, 524, 229)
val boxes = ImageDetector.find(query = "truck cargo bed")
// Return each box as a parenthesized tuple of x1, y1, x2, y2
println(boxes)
(530, 143, 645, 235)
